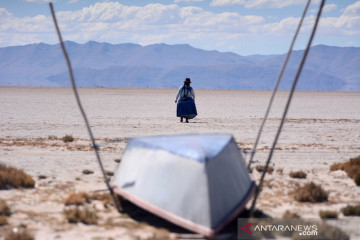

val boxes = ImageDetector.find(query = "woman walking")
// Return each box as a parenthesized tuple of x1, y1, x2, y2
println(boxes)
(175, 78, 197, 123)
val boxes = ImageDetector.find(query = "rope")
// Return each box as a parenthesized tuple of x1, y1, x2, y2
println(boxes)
(247, 0, 311, 171)
(249, 0, 326, 216)
(49, 2, 122, 213)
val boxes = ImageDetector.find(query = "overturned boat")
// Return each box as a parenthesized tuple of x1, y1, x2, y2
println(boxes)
(112, 133, 256, 237)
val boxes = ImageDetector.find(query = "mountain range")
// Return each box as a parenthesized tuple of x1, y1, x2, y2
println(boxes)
(0, 41, 359, 91)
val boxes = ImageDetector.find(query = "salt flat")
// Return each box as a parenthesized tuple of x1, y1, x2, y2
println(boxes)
(0, 86, 359, 239)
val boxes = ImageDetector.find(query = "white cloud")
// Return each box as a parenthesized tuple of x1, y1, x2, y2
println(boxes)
(323, 3, 337, 13)
(343, 1, 360, 16)
(210, 0, 306, 8)
(0, 1, 359, 54)
(312, 3, 337, 14)
(53, 2, 264, 33)
(258, 2, 360, 37)
(210, 0, 244, 7)
(0, 2, 265, 48)
(0, 8, 12, 19)
(68, 0, 79, 3)
(24, 0, 53, 2)
(318, 1, 360, 35)
(174, 0, 203, 3)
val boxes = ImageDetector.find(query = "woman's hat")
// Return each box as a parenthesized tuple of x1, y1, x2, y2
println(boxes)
(184, 78, 191, 83)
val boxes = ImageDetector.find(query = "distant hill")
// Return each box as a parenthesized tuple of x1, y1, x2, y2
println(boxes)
(0, 41, 358, 91)
(260, 44, 360, 91)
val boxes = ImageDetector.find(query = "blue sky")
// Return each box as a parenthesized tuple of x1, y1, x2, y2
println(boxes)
(0, 0, 359, 55)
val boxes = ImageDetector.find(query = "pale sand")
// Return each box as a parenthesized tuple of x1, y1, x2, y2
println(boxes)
(0, 86, 359, 239)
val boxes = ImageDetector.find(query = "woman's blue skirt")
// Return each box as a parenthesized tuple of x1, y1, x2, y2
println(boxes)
(177, 97, 197, 119)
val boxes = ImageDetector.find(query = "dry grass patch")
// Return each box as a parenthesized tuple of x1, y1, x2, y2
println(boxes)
(0, 199, 10, 226)
(0, 200, 11, 216)
(354, 173, 360, 186)
(346, 156, 360, 175)
(294, 182, 328, 203)
(255, 165, 274, 174)
(0, 137, 83, 150)
(330, 162, 346, 171)
(64, 192, 89, 206)
(89, 193, 115, 208)
(0, 164, 35, 189)
(64, 192, 114, 208)
(64, 206, 98, 225)
(145, 231, 173, 240)
(319, 210, 338, 219)
(66, 144, 92, 151)
(62, 135, 74, 143)
(82, 169, 94, 175)
(341, 204, 360, 216)
(282, 211, 300, 218)
(289, 171, 307, 179)
(37, 175, 47, 180)
(316, 223, 349, 240)
(4, 229, 34, 240)
(276, 168, 283, 175)
(0, 215, 8, 225)
(0, 137, 118, 152)
(47, 135, 57, 140)
(330, 156, 360, 186)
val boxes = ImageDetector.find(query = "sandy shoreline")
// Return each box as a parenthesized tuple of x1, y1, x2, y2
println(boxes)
(1, 86, 359, 239)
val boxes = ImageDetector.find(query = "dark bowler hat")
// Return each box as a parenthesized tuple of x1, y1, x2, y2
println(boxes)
(184, 78, 192, 83)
